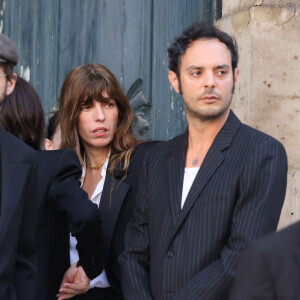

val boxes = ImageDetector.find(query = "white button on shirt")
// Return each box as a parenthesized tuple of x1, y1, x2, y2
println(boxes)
(69, 155, 110, 289)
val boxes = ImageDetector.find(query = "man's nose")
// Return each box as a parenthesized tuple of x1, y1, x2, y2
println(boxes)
(204, 72, 216, 88)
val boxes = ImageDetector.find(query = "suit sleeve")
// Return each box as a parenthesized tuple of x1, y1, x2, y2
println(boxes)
(13, 153, 38, 299)
(119, 154, 153, 300)
(229, 246, 275, 300)
(47, 149, 103, 279)
(172, 138, 287, 299)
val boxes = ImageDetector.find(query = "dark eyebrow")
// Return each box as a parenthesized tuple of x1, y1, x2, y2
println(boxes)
(186, 64, 231, 72)
(215, 64, 231, 70)
(186, 65, 204, 71)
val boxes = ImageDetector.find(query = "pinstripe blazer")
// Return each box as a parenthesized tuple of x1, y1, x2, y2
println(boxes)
(120, 111, 288, 300)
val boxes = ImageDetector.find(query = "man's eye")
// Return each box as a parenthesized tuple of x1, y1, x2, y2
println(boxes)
(191, 71, 201, 76)
(218, 70, 227, 75)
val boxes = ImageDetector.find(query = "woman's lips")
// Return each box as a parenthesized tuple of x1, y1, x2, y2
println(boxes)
(92, 127, 108, 136)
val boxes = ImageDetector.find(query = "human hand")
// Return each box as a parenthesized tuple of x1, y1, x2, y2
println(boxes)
(56, 262, 90, 299)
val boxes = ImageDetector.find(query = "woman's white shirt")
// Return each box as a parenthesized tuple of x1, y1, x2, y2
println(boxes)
(69, 156, 110, 289)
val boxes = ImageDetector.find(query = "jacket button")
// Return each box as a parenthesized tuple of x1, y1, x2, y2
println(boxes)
(167, 251, 174, 257)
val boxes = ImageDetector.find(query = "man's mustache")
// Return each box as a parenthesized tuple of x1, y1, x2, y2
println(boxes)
(198, 88, 221, 99)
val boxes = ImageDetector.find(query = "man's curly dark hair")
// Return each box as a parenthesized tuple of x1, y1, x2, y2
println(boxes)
(168, 22, 239, 78)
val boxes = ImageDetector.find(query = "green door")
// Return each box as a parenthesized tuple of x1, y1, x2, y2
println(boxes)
(1, 0, 220, 140)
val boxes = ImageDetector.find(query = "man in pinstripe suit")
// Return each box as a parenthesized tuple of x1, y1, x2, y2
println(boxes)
(120, 22, 288, 299)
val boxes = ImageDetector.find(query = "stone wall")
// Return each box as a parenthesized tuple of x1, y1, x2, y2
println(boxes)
(217, 0, 300, 229)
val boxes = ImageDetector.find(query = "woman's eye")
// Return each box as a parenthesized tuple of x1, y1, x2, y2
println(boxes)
(107, 102, 115, 108)
(81, 104, 91, 110)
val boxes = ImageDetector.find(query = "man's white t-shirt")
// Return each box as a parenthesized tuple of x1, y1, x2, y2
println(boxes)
(181, 167, 200, 209)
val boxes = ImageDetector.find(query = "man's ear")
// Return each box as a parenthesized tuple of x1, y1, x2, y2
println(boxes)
(234, 68, 239, 84)
(168, 70, 180, 94)
(5, 72, 17, 96)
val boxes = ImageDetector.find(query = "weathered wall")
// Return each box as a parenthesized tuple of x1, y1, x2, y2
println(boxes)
(217, 1, 300, 229)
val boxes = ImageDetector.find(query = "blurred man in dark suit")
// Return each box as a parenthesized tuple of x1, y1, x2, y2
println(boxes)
(230, 221, 300, 300)
(0, 33, 102, 300)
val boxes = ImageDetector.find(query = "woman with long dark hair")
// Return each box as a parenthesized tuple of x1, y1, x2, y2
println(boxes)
(57, 63, 157, 299)
(0, 76, 45, 150)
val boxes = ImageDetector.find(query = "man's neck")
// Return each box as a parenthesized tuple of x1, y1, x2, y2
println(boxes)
(185, 111, 229, 168)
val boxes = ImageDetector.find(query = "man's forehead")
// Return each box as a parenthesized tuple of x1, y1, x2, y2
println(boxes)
(180, 38, 232, 67)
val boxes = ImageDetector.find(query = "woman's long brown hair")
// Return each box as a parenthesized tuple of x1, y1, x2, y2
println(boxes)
(59, 63, 139, 174)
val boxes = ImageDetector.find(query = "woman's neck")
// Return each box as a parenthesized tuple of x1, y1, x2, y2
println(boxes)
(84, 145, 111, 170)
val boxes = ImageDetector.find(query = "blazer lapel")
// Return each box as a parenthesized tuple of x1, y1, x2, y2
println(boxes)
(167, 131, 188, 225)
(167, 111, 241, 245)
(100, 176, 130, 237)
(0, 130, 31, 244)
(99, 161, 130, 256)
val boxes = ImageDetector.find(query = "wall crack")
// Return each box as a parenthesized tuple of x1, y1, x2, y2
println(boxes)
(281, 8, 296, 26)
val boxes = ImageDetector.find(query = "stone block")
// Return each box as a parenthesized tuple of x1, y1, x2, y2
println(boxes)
(278, 169, 300, 229)
(262, 0, 300, 5)
(218, 5, 300, 227)
(222, 0, 300, 17)
(222, 0, 241, 16)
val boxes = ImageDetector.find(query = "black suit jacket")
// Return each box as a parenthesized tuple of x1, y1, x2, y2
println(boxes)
(0, 128, 102, 300)
(120, 111, 288, 300)
(100, 141, 160, 298)
(34, 150, 102, 299)
(230, 221, 300, 300)
(47, 141, 159, 299)
(0, 128, 37, 299)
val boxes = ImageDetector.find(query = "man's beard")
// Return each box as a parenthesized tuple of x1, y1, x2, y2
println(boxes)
(184, 85, 234, 122)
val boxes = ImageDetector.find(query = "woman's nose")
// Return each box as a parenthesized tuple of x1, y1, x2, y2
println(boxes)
(94, 103, 105, 121)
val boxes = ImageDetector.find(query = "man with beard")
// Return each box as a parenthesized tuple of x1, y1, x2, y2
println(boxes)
(120, 22, 288, 299)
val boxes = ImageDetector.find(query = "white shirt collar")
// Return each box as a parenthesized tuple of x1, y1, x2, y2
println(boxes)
(81, 152, 110, 205)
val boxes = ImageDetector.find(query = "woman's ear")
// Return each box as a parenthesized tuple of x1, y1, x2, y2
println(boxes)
(44, 138, 53, 150)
